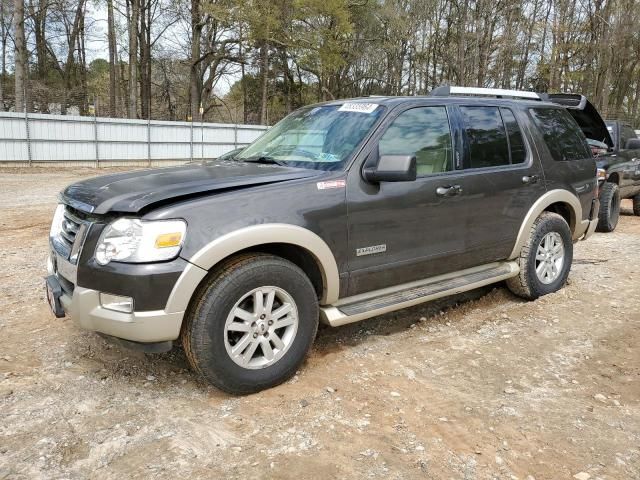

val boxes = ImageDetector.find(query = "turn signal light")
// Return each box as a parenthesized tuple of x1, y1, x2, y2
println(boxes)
(154, 232, 183, 249)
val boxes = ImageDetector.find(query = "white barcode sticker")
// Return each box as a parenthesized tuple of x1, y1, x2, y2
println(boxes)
(317, 179, 346, 190)
(338, 103, 378, 114)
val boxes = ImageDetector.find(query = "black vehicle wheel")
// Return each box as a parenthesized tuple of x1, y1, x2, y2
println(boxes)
(633, 194, 640, 216)
(506, 212, 573, 300)
(182, 253, 319, 395)
(596, 182, 620, 232)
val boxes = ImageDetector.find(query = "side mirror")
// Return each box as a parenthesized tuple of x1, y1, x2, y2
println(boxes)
(625, 138, 640, 150)
(363, 154, 417, 183)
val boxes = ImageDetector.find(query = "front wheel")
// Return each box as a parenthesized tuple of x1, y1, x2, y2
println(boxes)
(597, 182, 620, 232)
(182, 253, 319, 394)
(507, 212, 573, 300)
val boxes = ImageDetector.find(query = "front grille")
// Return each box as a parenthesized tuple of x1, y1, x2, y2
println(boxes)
(51, 205, 91, 267)
(59, 208, 83, 251)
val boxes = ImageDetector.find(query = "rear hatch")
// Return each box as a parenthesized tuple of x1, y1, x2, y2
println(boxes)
(547, 93, 613, 149)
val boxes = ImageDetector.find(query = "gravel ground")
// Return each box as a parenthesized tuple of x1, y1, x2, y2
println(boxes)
(0, 168, 639, 480)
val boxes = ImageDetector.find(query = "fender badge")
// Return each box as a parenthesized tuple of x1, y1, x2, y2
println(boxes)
(356, 244, 387, 256)
(317, 180, 346, 190)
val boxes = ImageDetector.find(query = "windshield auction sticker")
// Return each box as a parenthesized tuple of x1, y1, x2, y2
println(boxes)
(338, 103, 378, 114)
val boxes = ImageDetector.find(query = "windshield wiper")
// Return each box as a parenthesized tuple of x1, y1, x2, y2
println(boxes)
(241, 156, 286, 166)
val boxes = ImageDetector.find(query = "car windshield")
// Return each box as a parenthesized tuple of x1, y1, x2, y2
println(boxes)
(236, 103, 385, 171)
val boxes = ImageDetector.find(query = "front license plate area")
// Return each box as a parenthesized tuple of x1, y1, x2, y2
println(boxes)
(45, 275, 65, 318)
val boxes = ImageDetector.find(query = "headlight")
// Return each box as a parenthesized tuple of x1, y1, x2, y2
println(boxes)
(50, 204, 65, 239)
(597, 168, 607, 183)
(95, 218, 186, 265)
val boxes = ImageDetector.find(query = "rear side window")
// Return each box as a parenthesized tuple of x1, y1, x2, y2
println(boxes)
(529, 108, 590, 161)
(460, 106, 510, 168)
(500, 108, 526, 164)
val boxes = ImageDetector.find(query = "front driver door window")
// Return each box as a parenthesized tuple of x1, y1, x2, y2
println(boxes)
(378, 106, 453, 176)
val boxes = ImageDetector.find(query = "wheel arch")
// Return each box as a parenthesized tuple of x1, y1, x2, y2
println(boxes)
(508, 190, 583, 260)
(165, 224, 340, 314)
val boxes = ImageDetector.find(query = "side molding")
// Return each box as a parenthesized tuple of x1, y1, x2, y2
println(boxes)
(508, 189, 583, 260)
(167, 224, 340, 311)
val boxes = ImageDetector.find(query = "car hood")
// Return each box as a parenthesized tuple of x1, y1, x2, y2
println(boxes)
(547, 93, 614, 148)
(61, 161, 323, 214)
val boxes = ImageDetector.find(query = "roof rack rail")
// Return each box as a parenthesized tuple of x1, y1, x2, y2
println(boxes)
(430, 85, 544, 101)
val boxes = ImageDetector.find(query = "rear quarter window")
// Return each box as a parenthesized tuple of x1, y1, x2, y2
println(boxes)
(529, 108, 591, 161)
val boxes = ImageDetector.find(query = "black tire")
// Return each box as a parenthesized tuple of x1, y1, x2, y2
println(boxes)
(633, 194, 640, 216)
(506, 212, 573, 300)
(596, 182, 620, 232)
(182, 253, 319, 394)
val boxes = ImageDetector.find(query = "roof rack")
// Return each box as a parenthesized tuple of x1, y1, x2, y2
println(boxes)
(430, 85, 544, 101)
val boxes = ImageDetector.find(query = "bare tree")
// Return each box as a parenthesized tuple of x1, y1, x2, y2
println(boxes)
(128, 0, 139, 118)
(13, 0, 25, 112)
(107, 0, 118, 117)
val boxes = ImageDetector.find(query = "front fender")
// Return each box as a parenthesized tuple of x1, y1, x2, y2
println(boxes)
(165, 224, 340, 313)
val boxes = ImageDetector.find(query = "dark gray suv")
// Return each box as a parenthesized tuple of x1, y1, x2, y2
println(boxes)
(46, 86, 600, 394)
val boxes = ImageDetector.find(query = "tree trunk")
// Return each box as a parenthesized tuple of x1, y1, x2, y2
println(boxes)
(13, 0, 26, 112)
(139, 0, 148, 119)
(107, 0, 117, 117)
(190, 0, 202, 121)
(239, 24, 247, 123)
(259, 42, 269, 125)
(146, 4, 151, 118)
(128, 0, 139, 118)
(61, 0, 85, 115)
(79, 10, 88, 114)
(0, 0, 6, 109)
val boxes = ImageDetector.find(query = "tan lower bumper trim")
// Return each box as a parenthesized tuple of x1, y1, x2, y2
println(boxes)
(64, 287, 184, 343)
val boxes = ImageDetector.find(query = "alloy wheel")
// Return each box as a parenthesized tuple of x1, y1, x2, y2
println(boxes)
(224, 286, 299, 369)
(535, 232, 565, 284)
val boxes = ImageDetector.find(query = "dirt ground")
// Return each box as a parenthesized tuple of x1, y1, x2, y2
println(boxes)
(0, 168, 638, 480)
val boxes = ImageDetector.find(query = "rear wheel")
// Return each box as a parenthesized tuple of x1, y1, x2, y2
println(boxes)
(596, 182, 620, 232)
(182, 253, 319, 394)
(633, 194, 640, 216)
(507, 212, 573, 300)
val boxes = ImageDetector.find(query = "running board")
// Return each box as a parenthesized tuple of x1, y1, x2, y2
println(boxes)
(320, 262, 519, 327)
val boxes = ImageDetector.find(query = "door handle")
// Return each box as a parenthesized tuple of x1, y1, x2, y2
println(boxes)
(436, 184, 463, 197)
(522, 175, 540, 185)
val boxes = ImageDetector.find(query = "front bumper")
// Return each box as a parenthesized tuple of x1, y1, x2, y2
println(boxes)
(60, 286, 184, 342)
(48, 252, 185, 343)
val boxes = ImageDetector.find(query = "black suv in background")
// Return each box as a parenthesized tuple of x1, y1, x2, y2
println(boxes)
(46, 86, 599, 394)
(548, 94, 640, 231)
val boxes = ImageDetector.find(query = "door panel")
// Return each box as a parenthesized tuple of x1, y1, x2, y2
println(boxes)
(346, 105, 470, 296)
(455, 105, 546, 264)
(347, 173, 471, 295)
(457, 167, 545, 263)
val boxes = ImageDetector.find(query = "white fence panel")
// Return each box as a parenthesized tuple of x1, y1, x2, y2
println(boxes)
(0, 112, 269, 166)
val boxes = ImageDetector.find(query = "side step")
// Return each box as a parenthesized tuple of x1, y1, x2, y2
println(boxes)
(320, 261, 519, 327)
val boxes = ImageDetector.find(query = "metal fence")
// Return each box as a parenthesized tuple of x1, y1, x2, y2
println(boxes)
(0, 112, 269, 167)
